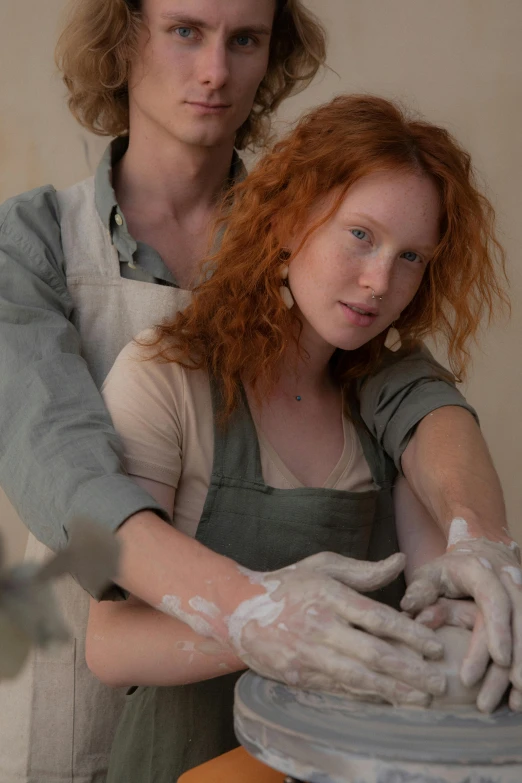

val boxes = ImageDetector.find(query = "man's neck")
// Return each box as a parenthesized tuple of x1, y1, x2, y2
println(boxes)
(113, 127, 236, 223)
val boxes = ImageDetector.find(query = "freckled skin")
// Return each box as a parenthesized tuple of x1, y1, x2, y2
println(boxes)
(286, 170, 441, 354)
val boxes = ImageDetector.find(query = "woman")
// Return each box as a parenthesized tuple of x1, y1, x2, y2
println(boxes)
(87, 95, 507, 781)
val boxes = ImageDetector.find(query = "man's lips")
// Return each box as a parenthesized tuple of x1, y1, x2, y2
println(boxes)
(187, 101, 231, 110)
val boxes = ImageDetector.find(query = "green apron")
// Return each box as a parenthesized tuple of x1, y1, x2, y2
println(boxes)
(107, 385, 404, 782)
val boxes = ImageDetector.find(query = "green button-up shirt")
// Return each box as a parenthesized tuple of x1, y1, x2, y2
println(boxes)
(0, 139, 477, 588)
(96, 136, 244, 286)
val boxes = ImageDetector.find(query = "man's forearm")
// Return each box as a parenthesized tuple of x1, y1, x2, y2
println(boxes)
(401, 406, 511, 545)
(115, 511, 263, 632)
(0, 190, 167, 558)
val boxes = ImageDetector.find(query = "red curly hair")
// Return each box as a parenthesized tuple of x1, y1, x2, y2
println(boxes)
(148, 95, 508, 420)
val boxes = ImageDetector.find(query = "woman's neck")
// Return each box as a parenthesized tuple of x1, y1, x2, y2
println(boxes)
(269, 326, 338, 404)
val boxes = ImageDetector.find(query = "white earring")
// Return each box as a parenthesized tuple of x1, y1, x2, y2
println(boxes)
(279, 263, 295, 309)
(384, 326, 401, 352)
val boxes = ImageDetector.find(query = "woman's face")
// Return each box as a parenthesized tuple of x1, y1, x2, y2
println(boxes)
(287, 169, 441, 353)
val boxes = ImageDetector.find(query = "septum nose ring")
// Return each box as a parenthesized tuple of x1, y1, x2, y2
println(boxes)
(371, 289, 383, 301)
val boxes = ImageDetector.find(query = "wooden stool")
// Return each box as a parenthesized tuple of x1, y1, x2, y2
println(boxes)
(178, 746, 289, 782)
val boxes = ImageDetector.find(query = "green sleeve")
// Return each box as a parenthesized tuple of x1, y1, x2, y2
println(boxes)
(357, 343, 478, 473)
(0, 187, 169, 595)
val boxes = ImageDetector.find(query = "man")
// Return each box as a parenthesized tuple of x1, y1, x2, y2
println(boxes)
(0, 0, 519, 780)
(0, 2, 327, 780)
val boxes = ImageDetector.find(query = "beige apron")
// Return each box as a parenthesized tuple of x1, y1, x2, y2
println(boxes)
(0, 177, 189, 783)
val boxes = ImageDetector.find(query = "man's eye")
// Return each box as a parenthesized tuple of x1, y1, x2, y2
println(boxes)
(175, 27, 194, 39)
(351, 229, 368, 241)
(234, 35, 254, 47)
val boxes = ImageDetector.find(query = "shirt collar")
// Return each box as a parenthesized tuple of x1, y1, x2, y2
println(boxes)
(94, 136, 129, 234)
(94, 136, 247, 238)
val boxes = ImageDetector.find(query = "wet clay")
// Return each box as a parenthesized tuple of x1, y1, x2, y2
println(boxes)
(431, 626, 482, 706)
(394, 625, 481, 707)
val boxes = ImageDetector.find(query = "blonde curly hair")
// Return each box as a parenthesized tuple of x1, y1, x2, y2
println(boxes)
(55, 0, 327, 150)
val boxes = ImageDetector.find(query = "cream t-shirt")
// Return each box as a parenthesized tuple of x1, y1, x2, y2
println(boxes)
(102, 334, 374, 537)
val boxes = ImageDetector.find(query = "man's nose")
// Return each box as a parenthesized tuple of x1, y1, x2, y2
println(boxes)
(197, 40, 230, 90)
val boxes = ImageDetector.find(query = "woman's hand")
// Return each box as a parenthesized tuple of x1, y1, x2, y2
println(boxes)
(415, 597, 521, 712)
(224, 552, 447, 706)
(401, 538, 522, 701)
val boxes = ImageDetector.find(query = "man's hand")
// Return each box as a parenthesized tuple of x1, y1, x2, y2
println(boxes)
(228, 552, 448, 706)
(215, 551, 448, 706)
(403, 536, 522, 707)
(156, 550, 448, 705)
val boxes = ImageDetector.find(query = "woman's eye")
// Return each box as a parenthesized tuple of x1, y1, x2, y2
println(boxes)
(175, 27, 194, 39)
(350, 229, 368, 241)
(402, 251, 422, 263)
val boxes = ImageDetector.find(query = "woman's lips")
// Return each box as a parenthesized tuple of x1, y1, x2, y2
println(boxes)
(339, 301, 378, 327)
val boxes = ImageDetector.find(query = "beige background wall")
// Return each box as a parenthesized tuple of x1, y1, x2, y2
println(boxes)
(0, 0, 521, 564)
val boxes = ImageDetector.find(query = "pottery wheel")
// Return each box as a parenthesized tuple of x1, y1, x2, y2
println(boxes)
(234, 671, 522, 783)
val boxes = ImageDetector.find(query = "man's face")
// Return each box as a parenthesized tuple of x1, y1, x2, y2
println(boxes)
(129, 0, 275, 149)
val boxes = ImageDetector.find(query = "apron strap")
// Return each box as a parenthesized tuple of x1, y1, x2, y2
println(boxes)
(209, 378, 264, 485)
(346, 390, 396, 490)
(209, 378, 395, 490)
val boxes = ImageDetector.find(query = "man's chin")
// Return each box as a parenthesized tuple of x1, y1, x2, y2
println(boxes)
(175, 125, 237, 150)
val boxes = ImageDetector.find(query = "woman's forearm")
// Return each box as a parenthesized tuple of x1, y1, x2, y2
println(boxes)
(86, 596, 244, 688)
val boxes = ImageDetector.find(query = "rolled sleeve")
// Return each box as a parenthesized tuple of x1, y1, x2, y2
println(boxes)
(358, 344, 478, 472)
(0, 188, 169, 572)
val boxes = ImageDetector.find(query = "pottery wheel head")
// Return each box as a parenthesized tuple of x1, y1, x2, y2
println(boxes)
(234, 668, 522, 783)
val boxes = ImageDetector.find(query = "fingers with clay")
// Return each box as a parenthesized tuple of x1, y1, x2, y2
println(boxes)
(499, 560, 522, 691)
(226, 552, 447, 707)
(454, 606, 513, 712)
(418, 598, 522, 713)
(402, 518, 522, 672)
(415, 598, 478, 631)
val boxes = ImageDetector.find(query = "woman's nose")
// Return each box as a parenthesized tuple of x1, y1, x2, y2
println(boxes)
(359, 256, 394, 299)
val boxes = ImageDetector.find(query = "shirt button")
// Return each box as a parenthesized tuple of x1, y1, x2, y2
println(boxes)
(114, 213, 123, 226)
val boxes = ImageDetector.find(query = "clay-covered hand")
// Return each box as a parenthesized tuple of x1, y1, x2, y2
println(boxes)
(226, 552, 447, 707)
(416, 598, 521, 712)
(403, 536, 522, 702)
